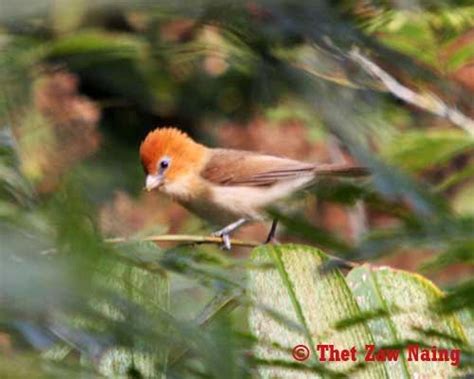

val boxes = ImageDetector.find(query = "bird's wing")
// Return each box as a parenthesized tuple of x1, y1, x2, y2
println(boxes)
(200, 149, 316, 187)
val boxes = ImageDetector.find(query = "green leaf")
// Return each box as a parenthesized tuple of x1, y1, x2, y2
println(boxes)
(420, 241, 474, 273)
(0, 126, 35, 207)
(373, 11, 439, 67)
(453, 182, 474, 215)
(445, 39, 474, 72)
(458, 309, 474, 347)
(346, 265, 469, 377)
(45, 30, 145, 61)
(248, 244, 385, 378)
(383, 130, 474, 172)
(95, 242, 170, 377)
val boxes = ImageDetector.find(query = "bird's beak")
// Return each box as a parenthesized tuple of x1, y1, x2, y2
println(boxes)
(145, 174, 163, 192)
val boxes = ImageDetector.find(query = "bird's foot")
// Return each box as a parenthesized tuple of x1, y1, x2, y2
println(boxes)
(221, 233, 232, 250)
(211, 218, 248, 251)
(211, 230, 232, 250)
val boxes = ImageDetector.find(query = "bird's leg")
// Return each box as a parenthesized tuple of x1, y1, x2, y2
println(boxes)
(212, 218, 248, 250)
(221, 234, 231, 251)
(264, 219, 279, 244)
(212, 218, 248, 237)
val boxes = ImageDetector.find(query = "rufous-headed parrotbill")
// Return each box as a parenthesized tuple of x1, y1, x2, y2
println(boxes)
(139, 127, 368, 249)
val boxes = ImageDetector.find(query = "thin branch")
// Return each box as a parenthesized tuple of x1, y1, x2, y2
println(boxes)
(350, 49, 474, 136)
(106, 234, 359, 270)
(106, 234, 259, 248)
(43, 234, 359, 271)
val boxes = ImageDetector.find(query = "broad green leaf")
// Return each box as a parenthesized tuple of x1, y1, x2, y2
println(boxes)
(458, 310, 474, 348)
(248, 244, 385, 378)
(95, 241, 170, 377)
(346, 265, 469, 378)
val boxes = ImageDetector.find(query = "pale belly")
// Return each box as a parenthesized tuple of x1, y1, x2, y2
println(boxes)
(164, 174, 314, 228)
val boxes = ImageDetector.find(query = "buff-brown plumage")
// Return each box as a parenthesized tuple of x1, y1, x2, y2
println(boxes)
(139, 127, 368, 229)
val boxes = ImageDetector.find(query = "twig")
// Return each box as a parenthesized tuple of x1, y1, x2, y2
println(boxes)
(350, 49, 474, 136)
(105, 234, 259, 248)
(43, 234, 359, 270)
(106, 234, 359, 270)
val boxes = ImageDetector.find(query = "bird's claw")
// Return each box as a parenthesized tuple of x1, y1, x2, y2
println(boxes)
(211, 219, 247, 251)
(211, 230, 232, 250)
(221, 234, 231, 250)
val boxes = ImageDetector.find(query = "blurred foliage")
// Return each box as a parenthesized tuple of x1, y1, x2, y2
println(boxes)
(0, 0, 473, 377)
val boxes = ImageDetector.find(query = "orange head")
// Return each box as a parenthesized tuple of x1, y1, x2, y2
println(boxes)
(139, 127, 206, 191)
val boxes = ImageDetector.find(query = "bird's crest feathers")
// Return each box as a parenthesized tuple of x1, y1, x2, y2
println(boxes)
(140, 127, 206, 179)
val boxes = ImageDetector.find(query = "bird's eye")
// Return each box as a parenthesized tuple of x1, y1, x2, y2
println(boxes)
(158, 157, 171, 171)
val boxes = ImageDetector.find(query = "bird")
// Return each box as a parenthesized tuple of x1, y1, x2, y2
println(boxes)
(139, 127, 368, 250)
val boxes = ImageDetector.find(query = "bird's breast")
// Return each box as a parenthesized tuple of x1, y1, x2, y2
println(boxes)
(162, 174, 313, 227)
(176, 184, 264, 226)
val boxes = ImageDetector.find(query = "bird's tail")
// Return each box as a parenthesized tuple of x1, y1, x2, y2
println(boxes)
(313, 164, 369, 177)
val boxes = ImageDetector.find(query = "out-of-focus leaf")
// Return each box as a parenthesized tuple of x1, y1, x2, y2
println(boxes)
(445, 38, 474, 72)
(347, 216, 474, 261)
(428, 6, 474, 34)
(436, 162, 474, 192)
(113, 240, 167, 272)
(369, 11, 439, 67)
(307, 77, 450, 217)
(46, 30, 145, 61)
(359, 6, 474, 68)
(0, 352, 98, 379)
(269, 209, 351, 251)
(420, 241, 474, 273)
(169, 289, 242, 367)
(311, 180, 369, 205)
(92, 241, 169, 376)
(453, 182, 474, 215)
(248, 244, 385, 378)
(0, 126, 35, 206)
(458, 310, 474, 346)
(383, 130, 474, 171)
(438, 279, 474, 314)
(346, 265, 469, 377)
